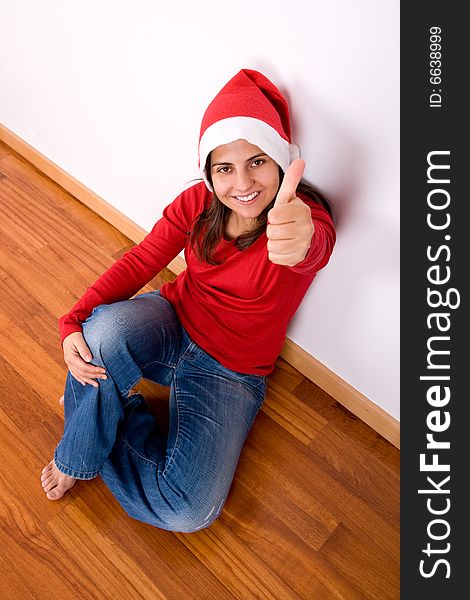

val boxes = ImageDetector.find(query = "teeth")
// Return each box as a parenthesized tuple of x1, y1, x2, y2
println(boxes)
(235, 191, 259, 202)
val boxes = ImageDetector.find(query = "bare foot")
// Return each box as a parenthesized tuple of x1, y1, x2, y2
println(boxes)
(59, 394, 64, 406)
(41, 460, 76, 500)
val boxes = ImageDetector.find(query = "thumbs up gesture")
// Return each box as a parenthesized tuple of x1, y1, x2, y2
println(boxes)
(266, 159, 315, 266)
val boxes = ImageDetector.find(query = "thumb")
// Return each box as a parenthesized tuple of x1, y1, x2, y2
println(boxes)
(274, 159, 305, 206)
(74, 337, 92, 362)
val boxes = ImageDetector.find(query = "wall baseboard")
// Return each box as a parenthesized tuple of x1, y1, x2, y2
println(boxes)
(0, 123, 400, 448)
(281, 338, 399, 448)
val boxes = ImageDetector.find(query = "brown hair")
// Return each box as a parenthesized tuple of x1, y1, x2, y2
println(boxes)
(189, 155, 334, 265)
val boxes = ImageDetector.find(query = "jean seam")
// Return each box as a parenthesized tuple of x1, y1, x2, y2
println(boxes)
(141, 357, 177, 371)
(161, 376, 182, 478)
(177, 341, 202, 363)
(70, 373, 78, 412)
(158, 341, 196, 477)
(120, 438, 160, 469)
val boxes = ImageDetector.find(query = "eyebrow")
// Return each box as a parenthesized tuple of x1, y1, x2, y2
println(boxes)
(211, 153, 268, 167)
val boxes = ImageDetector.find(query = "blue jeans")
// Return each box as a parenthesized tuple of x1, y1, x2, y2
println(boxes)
(54, 290, 267, 533)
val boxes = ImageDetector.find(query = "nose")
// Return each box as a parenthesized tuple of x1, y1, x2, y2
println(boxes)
(234, 168, 254, 193)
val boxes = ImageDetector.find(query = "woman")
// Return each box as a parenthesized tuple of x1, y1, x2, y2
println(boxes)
(41, 69, 336, 532)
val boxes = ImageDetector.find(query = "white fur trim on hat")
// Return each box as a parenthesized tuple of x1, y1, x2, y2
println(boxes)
(199, 116, 300, 191)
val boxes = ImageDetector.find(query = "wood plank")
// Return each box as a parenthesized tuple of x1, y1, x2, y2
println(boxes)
(318, 523, 400, 600)
(261, 379, 327, 446)
(219, 484, 365, 600)
(0, 548, 35, 600)
(281, 337, 400, 448)
(177, 522, 301, 600)
(294, 378, 400, 476)
(0, 356, 64, 456)
(0, 313, 67, 412)
(245, 412, 399, 563)
(308, 423, 399, 527)
(46, 501, 168, 600)
(0, 152, 130, 259)
(267, 356, 305, 392)
(0, 235, 82, 319)
(228, 452, 339, 552)
(0, 409, 73, 521)
(74, 492, 239, 600)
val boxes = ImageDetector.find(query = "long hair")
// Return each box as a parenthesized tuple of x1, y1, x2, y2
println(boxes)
(189, 154, 335, 265)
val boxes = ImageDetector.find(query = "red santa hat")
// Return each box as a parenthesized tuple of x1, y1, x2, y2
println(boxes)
(199, 69, 300, 190)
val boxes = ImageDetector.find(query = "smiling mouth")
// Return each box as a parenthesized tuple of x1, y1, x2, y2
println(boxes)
(233, 191, 260, 203)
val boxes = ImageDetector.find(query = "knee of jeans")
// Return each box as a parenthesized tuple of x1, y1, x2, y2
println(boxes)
(163, 499, 225, 533)
(82, 308, 128, 363)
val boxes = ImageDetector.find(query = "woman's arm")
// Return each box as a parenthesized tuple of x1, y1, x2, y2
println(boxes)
(59, 182, 210, 342)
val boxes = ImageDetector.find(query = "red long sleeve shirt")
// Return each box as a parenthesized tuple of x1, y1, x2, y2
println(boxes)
(59, 182, 335, 375)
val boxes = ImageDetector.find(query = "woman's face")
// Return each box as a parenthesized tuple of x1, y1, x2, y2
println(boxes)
(210, 139, 280, 227)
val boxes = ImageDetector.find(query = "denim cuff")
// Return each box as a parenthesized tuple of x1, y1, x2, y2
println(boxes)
(53, 449, 100, 480)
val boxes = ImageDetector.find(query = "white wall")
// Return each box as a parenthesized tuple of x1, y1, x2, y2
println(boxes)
(0, 1, 400, 419)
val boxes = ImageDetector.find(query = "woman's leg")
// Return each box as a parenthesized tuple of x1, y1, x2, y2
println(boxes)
(44, 290, 266, 532)
(42, 291, 181, 497)
(100, 333, 267, 532)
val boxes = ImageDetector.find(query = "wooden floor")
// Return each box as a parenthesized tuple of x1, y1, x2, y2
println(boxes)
(0, 140, 399, 599)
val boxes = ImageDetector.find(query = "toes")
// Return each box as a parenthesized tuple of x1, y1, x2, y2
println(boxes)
(47, 488, 62, 500)
(41, 461, 59, 493)
(41, 473, 55, 488)
(41, 467, 54, 481)
(43, 480, 58, 493)
(47, 481, 74, 500)
(41, 461, 54, 476)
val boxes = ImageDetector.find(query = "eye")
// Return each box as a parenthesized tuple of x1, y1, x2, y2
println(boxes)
(251, 158, 265, 167)
(215, 166, 231, 174)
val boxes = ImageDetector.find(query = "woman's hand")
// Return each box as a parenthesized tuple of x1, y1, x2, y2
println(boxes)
(266, 159, 315, 267)
(62, 331, 107, 388)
